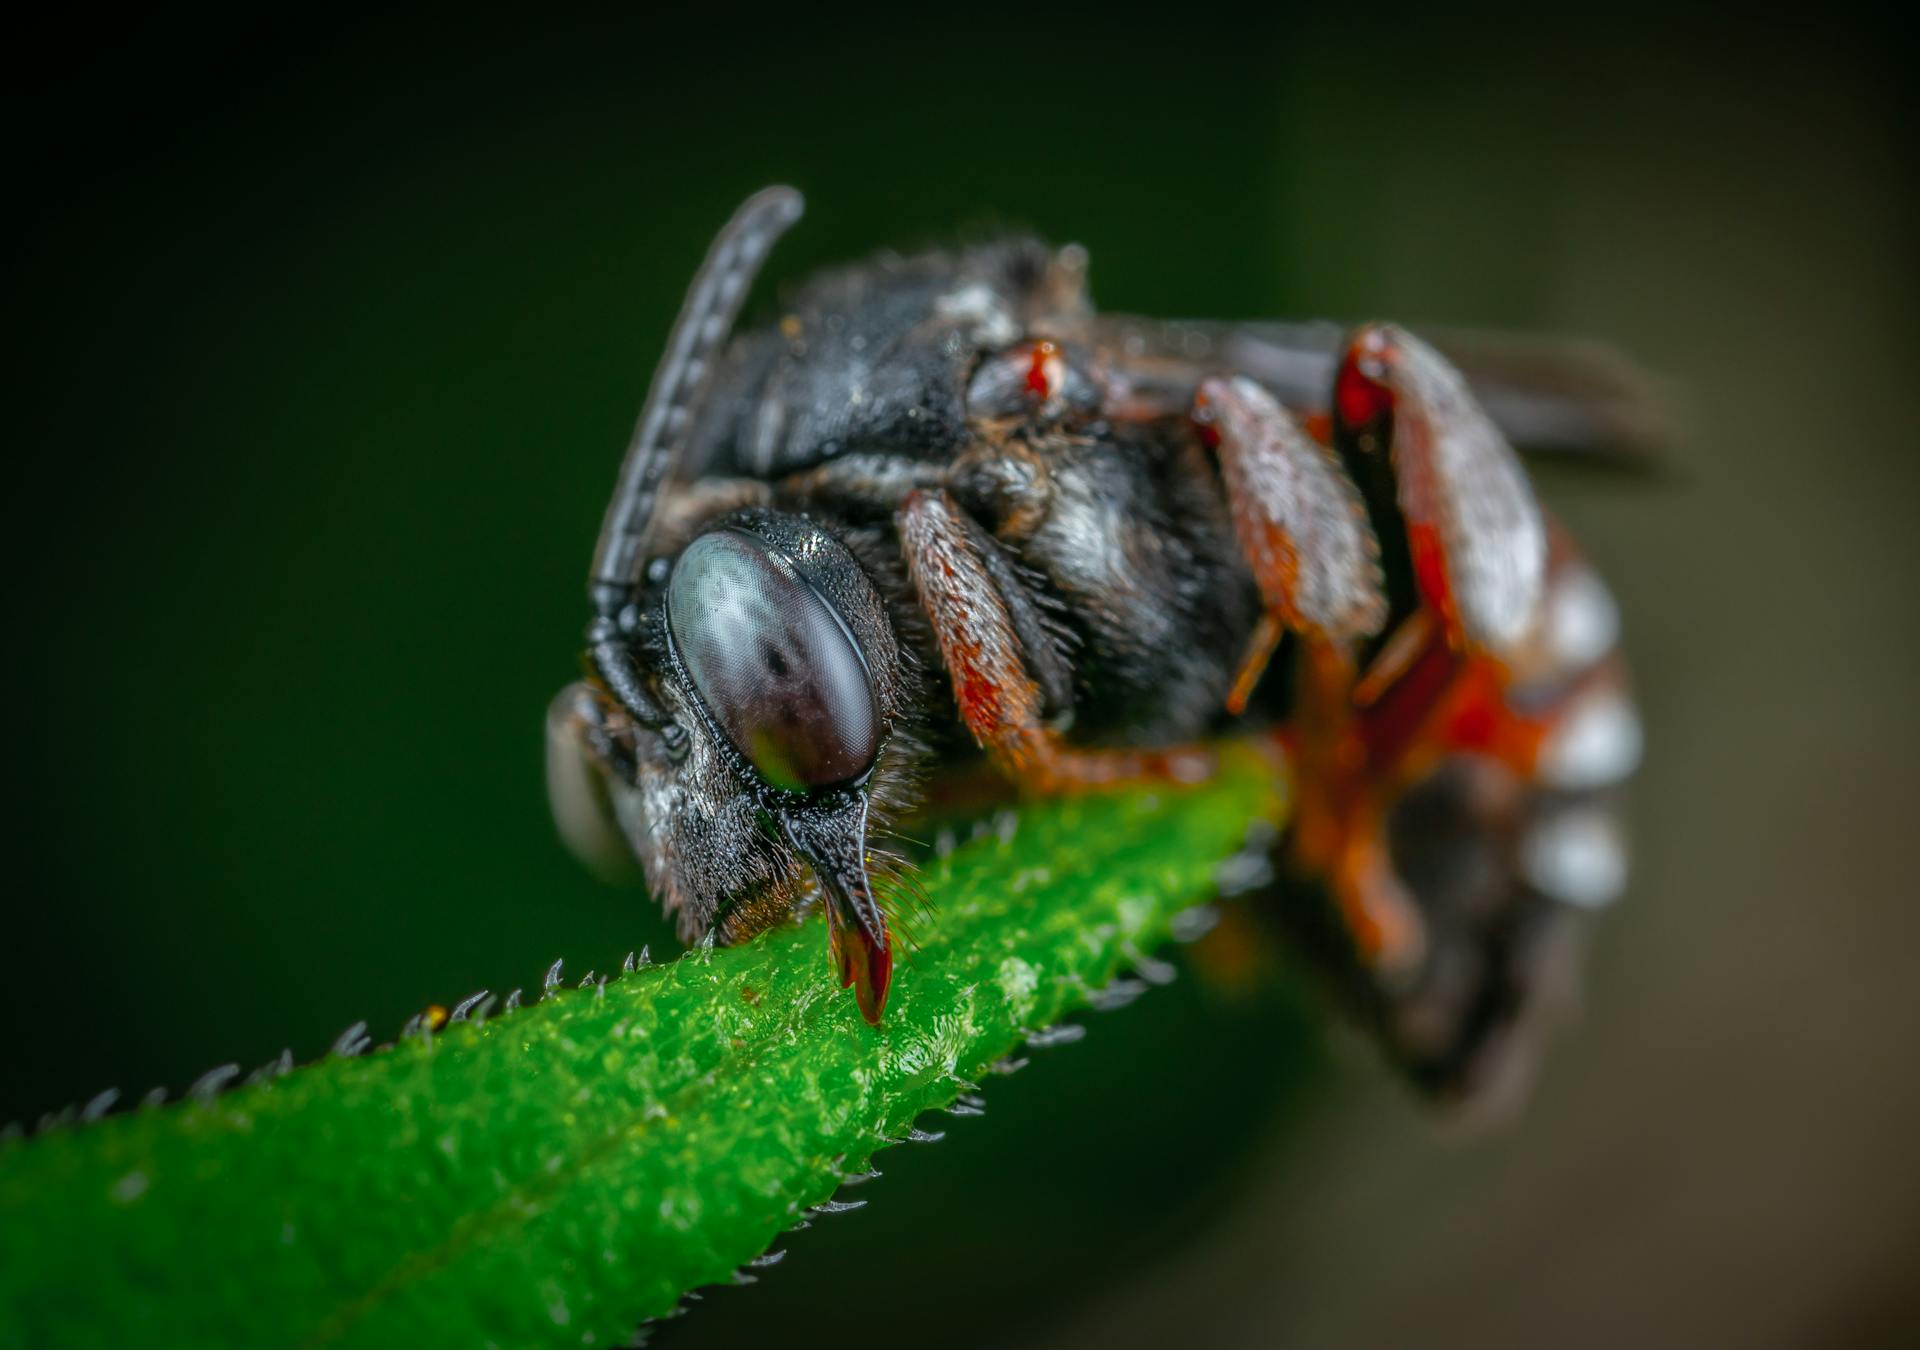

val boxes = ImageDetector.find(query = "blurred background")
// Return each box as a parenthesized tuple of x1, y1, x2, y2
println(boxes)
(7, 9, 1916, 1347)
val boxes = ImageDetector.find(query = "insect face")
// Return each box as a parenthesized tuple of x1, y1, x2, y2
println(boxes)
(626, 511, 909, 1022)
(547, 188, 911, 1025)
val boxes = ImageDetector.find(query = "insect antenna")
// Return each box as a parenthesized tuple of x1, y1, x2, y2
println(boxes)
(589, 185, 805, 616)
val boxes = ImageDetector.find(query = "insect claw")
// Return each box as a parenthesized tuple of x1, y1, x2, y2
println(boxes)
(621, 951, 637, 974)
(989, 1055, 1029, 1075)
(139, 1087, 167, 1110)
(638, 946, 652, 967)
(944, 1099, 986, 1117)
(330, 1021, 371, 1058)
(504, 988, 524, 1013)
(747, 1248, 787, 1268)
(81, 1088, 119, 1122)
(576, 970, 596, 989)
(449, 990, 490, 1023)
(903, 1126, 945, 1144)
(840, 1167, 882, 1186)
(542, 959, 564, 996)
(400, 1013, 427, 1040)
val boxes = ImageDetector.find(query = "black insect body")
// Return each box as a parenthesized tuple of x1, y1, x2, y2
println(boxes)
(548, 188, 1642, 1099)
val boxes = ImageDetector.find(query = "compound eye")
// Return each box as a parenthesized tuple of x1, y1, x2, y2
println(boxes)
(667, 529, 879, 791)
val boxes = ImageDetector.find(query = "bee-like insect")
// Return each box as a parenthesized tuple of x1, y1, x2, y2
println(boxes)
(547, 188, 1644, 1099)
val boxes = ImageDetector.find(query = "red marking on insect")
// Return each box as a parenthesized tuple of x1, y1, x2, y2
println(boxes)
(1359, 629, 1460, 771)
(1335, 332, 1395, 431)
(1440, 670, 1544, 770)
(957, 657, 1003, 732)
(1406, 521, 1461, 636)
(1444, 683, 1501, 750)
(831, 917, 892, 1024)
(1191, 387, 1223, 448)
(1026, 341, 1062, 399)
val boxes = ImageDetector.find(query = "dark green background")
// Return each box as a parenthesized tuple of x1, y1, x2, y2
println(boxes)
(9, 10, 1917, 1348)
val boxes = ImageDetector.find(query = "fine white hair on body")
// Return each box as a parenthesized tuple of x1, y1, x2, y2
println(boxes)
(1538, 684, 1643, 791)
(934, 282, 1020, 349)
(1544, 563, 1621, 673)
(1520, 806, 1630, 909)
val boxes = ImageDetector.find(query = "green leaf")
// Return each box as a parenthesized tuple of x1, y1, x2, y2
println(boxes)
(0, 752, 1278, 1349)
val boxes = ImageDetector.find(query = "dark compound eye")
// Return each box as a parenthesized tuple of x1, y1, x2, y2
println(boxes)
(666, 529, 879, 792)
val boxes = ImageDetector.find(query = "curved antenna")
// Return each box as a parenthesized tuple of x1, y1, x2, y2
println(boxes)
(589, 186, 805, 613)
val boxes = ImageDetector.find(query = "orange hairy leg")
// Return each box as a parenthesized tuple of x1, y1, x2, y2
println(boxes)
(897, 489, 1214, 794)
(1285, 638, 1426, 973)
(1193, 375, 1387, 714)
(1278, 323, 1560, 976)
(1287, 621, 1556, 974)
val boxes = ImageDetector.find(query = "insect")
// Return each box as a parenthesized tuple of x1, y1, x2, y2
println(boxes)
(547, 187, 1643, 1099)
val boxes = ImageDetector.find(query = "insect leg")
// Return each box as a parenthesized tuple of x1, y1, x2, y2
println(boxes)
(1274, 326, 1559, 981)
(1316, 547, 1639, 1106)
(1287, 550, 1630, 989)
(896, 488, 1212, 793)
(782, 453, 1077, 716)
(778, 454, 950, 517)
(1284, 638, 1431, 975)
(1333, 322, 1549, 658)
(1288, 336, 1639, 1096)
(1288, 324, 1564, 845)
(1193, 375, 1387, 712)
(781, 444, 1059, 542)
